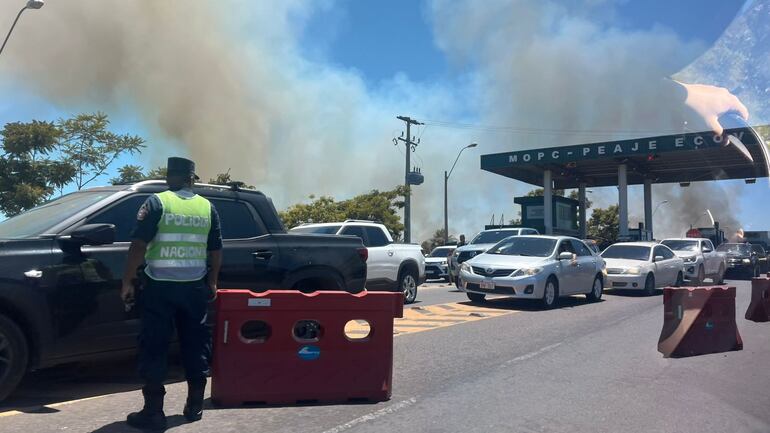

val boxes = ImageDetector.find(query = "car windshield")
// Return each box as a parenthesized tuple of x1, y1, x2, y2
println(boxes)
(752, 245, 766, 254)
(289, 225, 342, 235)
(486, 237, 556, 257)
(0, 191, 114, 239)
(429, 247, 454, 257)
(717, 243, 752, 255)
(601, 245, 651, 261)
(471, 230, 518, 245)
(660, 240, 699, 252)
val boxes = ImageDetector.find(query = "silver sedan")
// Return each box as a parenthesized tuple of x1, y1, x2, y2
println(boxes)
(459, 236, 606, 309)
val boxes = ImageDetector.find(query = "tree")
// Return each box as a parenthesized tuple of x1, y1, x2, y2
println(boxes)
(587, 205, 619, 248)
(526, 188, 565, 197)
(279, 186, 407, 240)
(0, 121, 75, 216)
(110, 166, 169, 185)
(110, 165, 146, 185)
(208, 169, 255, 189)
(58, 112, 145, 190)
(421, 228, 457, 252)
(146, 167, 167, 179)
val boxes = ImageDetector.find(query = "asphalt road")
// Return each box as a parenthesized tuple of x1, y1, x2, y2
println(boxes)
(2, 280, 769, 433)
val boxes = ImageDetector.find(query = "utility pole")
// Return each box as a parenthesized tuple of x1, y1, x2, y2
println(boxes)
(396, 115, 422, 243)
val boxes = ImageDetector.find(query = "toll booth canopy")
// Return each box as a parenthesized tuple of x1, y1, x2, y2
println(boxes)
(480, 128, 768, 239)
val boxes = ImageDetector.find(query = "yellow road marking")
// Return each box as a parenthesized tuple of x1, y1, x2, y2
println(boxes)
(343, 301, 516, 337)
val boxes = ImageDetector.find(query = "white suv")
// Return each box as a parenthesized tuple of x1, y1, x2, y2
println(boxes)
(290, 220, 426, 303)
(659, 238, 726, 284)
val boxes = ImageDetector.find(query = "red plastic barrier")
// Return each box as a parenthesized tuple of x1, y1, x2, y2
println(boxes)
(211, 290, 403, 406)
(658, 286, 743, 358)
(745, 277, 770, 322)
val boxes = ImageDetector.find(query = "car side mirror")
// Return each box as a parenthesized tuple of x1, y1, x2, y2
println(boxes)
(654, 255, 664, 262)
(69, 224, 116, 246)
(558, 252, 573, 260)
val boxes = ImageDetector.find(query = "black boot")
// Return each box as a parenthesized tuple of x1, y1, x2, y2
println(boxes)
(183, 379, 206, 422)
(127, 384, 167, 431)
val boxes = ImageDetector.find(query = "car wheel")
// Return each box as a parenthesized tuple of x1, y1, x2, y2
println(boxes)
(586, 274, 603, 302)
(644, 273, 656, 296)
(0, 314, 28, 402)
(400, 271, 418, 304)
(674, 271, 684, 287)
(693, 265, 705, 285)
(467, 292, 486, 304)
(714, 265, 725, 285)
(542, 277, 559, 309)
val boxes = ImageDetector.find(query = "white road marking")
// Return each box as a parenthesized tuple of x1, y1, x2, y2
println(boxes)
(320, 398, 418, 433)
(501, 342, 563, 367)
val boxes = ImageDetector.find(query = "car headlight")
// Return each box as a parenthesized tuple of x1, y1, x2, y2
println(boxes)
(512, 267, 543, 277)
(602, 267, 608, 276)
(453, 251, 460, 258)
(683, 256, 697, 263)
(461, 262, 473, 273)
(623, 267, 642, 275)
(743, 258, 751, 264)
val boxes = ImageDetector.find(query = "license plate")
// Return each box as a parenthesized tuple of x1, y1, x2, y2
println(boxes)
(480, 280, 495, 290)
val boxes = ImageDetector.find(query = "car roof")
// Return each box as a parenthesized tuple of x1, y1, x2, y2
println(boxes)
(607, 242, 657, 247)
(660, 238, 706, 242)
(516, 235, 571, 241)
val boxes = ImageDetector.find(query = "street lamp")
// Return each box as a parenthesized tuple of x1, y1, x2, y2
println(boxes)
(0, 1, 44, 57)
(444, 142, 478, 244)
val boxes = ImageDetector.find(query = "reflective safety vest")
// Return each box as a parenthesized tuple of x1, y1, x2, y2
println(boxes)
(145, 190, 212, 282)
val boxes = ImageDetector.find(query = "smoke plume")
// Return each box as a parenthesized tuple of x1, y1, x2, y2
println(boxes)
(0, 0, 764, 241)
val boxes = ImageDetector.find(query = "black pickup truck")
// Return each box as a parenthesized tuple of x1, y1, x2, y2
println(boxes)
(0, 180, 367, 400)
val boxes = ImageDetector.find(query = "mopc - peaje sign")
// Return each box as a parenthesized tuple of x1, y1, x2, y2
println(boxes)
(481, 130, 751, 168)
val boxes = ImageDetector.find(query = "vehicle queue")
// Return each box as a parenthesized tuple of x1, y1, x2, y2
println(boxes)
(434, 227, 763, 309)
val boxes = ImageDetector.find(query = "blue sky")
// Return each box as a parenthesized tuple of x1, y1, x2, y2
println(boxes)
(0, 0, 766, 239)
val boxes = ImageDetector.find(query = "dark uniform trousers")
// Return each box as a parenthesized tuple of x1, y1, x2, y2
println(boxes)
(138, 278, 211, 386)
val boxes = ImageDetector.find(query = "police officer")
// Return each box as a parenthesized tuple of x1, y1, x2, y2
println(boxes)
(121, 157, 223, 430)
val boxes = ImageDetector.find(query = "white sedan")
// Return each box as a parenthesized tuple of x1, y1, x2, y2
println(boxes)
(459, 236, 605, 309)
(601, 242, 684, 295)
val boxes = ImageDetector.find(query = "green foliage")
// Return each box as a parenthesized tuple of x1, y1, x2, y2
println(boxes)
(110, 165, 146, 185)
(280, 186, 407, 240)
(0, 113, 146, 216)
(0, 121, 75, 216)
(526, 188, 565, 197)
(146, 167, 167, 179)
(58, 112, 145, 190)
(587, 205, 619, 248)
(208, 169, 255, 189)
(421, 228, 457, 252)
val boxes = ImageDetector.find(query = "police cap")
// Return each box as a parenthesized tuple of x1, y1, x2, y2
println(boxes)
(166, 157, 199, 180)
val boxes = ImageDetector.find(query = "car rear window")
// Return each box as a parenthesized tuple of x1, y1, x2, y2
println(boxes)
(290, 225, 342, 235)
(601, 245, 651, 261)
